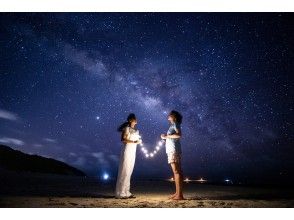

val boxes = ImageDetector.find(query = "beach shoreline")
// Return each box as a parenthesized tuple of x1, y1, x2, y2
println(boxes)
(1, 173, 294, 208)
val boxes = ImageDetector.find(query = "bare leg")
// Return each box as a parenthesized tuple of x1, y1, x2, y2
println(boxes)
(170, 162, 184, 200)
(168, 163, 177, 199)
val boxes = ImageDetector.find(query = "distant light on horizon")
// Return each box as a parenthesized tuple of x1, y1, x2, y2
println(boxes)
(102, 172, 109, 180)
(224, 179, 233, 184)
(184, 177, 190, 182)
(196, 177, 207, 183)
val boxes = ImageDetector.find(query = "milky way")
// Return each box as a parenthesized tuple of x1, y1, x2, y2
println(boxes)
(0, 13, 293, 183)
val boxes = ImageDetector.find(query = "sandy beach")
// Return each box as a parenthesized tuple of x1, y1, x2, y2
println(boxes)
(2, 193, 294, 208)
(1, 173, 294, 208)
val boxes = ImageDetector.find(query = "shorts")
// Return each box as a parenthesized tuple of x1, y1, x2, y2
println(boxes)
(167, 152, 181, 164)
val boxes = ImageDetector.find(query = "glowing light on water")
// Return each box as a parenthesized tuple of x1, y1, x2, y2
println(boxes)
(195, 177, 207, 183)
(184, 177, 190, 182)
(102, 173, 109, 180)
(224, 179, 233, 184)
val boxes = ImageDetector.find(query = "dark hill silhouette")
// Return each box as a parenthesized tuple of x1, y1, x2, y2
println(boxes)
(0, 145, 85, 176)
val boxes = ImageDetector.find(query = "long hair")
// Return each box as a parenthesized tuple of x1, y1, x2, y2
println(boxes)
(169, 110, 183, 124)
(117, 113, 137, 132)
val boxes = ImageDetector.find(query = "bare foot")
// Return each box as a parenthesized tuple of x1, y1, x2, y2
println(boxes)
(168, 193, 177, 199)
(172, 195, 185, 200)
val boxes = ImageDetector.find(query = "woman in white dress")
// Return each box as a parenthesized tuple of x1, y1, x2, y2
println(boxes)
(115, 113, 141, 199)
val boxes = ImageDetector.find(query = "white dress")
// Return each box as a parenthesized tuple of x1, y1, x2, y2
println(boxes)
(115, 126, 140, 198)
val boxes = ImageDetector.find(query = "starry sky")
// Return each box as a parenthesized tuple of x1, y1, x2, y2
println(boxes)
(0, 13, 293, 183)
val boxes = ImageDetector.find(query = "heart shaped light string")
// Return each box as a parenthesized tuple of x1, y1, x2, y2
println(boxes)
(138, 135, 165, 158)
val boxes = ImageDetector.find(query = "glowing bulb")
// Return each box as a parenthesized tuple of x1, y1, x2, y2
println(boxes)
(140, 139, 165, 159)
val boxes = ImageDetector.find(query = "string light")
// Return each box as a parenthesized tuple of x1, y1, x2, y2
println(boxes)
(139, 139, 165, 159)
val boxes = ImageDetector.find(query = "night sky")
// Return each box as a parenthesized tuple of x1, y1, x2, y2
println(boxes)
(0, 13, 293, 183)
